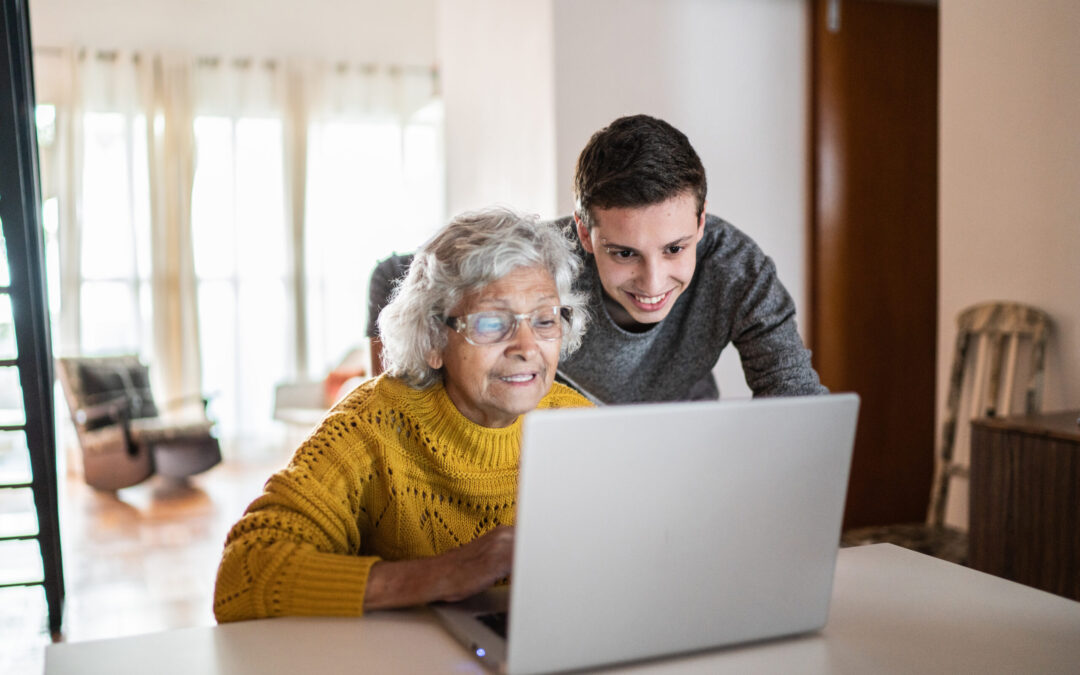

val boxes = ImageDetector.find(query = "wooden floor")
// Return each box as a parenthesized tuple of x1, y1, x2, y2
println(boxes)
(1, 439, 296, 674)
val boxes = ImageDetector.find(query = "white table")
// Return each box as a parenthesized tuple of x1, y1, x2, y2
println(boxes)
(45, 544, 1080, 674)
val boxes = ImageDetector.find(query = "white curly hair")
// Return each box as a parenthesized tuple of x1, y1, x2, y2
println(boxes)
(377, 206, 589, 389)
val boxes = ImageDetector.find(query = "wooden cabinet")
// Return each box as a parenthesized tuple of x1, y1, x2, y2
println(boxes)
(969, 410, 1080, 601)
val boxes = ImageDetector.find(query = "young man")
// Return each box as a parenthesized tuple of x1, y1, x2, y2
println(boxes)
(368, 114, 825, 403)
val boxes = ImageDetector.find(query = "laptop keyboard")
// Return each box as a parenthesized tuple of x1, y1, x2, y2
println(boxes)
(477, 611, 509, 638)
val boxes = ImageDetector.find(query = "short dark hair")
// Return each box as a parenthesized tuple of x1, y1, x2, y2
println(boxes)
(573, 114, 707, 231)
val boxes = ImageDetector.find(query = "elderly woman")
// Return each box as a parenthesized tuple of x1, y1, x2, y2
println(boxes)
(213, 207, 591, 621)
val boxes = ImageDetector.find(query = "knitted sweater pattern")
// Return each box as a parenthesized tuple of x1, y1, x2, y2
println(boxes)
(213, 376, 590, 622)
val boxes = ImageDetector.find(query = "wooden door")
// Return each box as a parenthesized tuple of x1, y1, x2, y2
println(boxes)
(811, 0, 939, 529)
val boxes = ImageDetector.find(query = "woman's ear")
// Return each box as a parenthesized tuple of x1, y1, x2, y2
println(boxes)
(425, 350, 443, 370)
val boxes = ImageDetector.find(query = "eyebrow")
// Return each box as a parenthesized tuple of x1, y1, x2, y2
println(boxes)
(600, 234, 696, 251)
(472, 293, 561, 310)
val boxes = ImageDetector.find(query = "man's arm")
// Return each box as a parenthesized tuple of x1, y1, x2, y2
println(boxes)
(730, 257, 827, 397)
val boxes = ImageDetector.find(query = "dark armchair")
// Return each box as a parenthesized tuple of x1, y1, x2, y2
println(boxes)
(56, 355, 222, 492)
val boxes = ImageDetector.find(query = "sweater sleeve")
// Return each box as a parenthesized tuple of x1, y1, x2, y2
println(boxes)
(729, 256, 828, 397)
(213, 416, 381, 622)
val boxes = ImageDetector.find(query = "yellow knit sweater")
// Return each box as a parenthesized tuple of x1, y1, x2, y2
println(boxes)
(213, 375, 591, 622)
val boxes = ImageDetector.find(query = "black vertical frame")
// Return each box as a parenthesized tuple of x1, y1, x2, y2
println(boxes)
(0, 0, 64, 634)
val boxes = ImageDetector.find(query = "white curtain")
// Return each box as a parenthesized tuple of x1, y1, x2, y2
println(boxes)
(32, 48, 443, 452)
(145, 55, 203, 410)
(33, 49, 202, 407)
(189, 57, 292, 447)
(301, 63, 444, 382)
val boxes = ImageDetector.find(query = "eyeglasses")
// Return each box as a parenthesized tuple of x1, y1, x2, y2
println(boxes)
(443, 306, 573, 345)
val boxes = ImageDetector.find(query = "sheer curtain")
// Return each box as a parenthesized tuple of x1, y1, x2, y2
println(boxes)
(32, 49, 443, 453)
(189, 58, 292, 447)
(146, 55, 203, 411)
(301, 64, 443, 379)
(32, 49, 200, 404)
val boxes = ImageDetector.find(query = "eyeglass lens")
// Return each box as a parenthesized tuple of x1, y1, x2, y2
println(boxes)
(462, 306, 567, 344)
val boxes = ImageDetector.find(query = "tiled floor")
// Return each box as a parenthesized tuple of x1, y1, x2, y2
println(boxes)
(1, 439, 296, 674)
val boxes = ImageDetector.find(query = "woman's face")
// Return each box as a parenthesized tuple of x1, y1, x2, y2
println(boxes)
(429, 266, 563, 428)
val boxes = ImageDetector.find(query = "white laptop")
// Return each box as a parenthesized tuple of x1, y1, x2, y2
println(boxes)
(433, 393, 860, 674)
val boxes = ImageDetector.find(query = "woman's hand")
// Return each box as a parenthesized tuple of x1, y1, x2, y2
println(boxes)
(363, 526, 515, 611)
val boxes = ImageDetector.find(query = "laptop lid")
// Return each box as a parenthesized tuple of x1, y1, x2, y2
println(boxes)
(503, 393, 860, 674)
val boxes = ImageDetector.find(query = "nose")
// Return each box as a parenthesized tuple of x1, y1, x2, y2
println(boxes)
(638, 256, 666, 294)
(505, 317, 541, 358)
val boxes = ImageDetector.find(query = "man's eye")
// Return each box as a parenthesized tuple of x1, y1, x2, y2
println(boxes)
(609, 249, 635, 259)
(532, 318, 558, 329)
(666, 245, 685, 255)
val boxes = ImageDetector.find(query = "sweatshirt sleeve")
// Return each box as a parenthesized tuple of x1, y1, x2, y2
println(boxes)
(729, 256, 829, 397)
(213, 415, 381, 622)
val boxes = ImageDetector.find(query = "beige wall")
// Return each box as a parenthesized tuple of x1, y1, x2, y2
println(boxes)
(556, 0, 810, 399)
(940, 0, 1080, 412)
(441, 0, 810, 399)
(939, 0, 1080, 523)
(437, 0, 558, 218)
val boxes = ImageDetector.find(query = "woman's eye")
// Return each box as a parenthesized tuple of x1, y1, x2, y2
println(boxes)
(610, 249, 635, 259)
(666, 245, 685, 255)
(474, 316, 507, 334)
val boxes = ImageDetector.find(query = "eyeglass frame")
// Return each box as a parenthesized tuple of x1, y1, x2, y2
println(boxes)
(442, 305, 574, 346)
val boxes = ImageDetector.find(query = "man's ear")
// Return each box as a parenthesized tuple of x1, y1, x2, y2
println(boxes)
(692, 200, 707, 244)
(574, 212, 595, 254)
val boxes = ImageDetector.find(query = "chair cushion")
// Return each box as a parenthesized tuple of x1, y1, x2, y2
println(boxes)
(79, 425, 131, 458)
(78, 360, 159, 428)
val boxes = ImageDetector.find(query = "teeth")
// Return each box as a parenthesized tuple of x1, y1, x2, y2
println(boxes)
(501, 374, 534, 382)
(634, 293, 666, 305)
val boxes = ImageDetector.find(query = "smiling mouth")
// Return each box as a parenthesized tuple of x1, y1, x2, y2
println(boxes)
(499, 373, 538, 383)
(627, 290, 672, 311)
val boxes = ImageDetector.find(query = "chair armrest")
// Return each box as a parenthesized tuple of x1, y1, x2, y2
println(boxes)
(74, 396, 129, 426)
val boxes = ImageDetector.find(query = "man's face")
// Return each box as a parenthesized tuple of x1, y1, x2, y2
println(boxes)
(576, 191, 705, 329)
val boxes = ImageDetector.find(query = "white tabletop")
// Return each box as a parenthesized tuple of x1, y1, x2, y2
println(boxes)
(45, 544, 1080, 674)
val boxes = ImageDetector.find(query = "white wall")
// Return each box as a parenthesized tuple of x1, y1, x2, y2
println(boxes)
(437, 0, 558, 218)
(552, 0, 809, 398)
(939, 0, 1080, 525)
(440, 0, 810, 399)
(28, 0, 437, 65)
(940, 0, 1080, 412)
